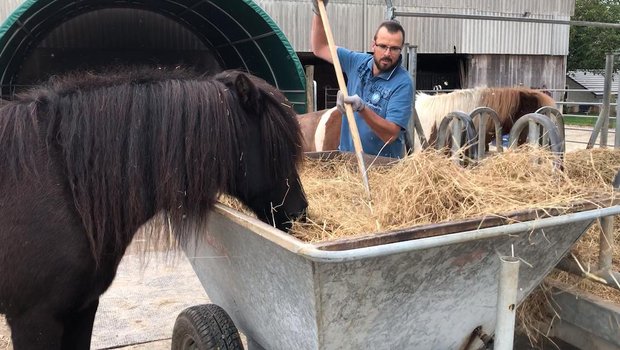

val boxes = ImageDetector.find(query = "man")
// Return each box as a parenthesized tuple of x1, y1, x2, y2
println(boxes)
(311, 0, 413, 158)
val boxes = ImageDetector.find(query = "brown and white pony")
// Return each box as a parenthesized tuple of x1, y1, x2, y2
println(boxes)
(298, 87, 556, 153)
(416, 87, 557, 148)
(297, 107, 341, 152)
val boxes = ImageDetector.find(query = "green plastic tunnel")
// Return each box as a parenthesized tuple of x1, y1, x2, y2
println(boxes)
(0, 0, 307, 112)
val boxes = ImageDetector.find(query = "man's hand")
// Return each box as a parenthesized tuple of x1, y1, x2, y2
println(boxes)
(312, 0, 328, 15)
(336, 90, 346, 113)
(337, 91, 365, 113)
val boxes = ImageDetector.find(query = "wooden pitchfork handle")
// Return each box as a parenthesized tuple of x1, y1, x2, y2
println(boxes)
(317, 0, 372, 197)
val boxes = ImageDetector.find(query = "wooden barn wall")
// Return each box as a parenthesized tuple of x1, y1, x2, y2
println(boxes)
(466, 54, 566, 99)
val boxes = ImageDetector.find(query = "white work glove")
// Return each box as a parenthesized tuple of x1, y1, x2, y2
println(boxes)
(312, 0, 328, 15)
(336, 90, 365, 113)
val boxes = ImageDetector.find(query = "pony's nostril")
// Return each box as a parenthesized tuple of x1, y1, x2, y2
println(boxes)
(274, 209, 307, 232)
(293, 208, 308, 222)
(277, 219, 293, 232)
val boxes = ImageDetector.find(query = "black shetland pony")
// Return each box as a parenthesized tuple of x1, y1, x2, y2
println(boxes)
(0, 68, 308, 349)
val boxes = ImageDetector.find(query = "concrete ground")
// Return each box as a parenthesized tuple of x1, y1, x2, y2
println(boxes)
(0, 250, 207, 350)
(563, 125, 598, 152)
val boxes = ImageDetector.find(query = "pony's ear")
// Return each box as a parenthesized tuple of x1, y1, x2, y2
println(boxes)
(234, 74, 261, 112)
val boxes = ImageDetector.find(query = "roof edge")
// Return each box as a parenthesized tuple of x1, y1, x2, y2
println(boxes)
(243, 0, 306, 92)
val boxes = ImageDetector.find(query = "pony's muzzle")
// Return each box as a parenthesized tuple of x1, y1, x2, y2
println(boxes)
(276, 206, 308, 233)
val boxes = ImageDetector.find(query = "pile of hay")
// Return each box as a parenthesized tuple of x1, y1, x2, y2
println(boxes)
(515, 149, 620, 347)
(564, 148, 620, 184)
(290, 147, 616, 242)
(541, 149, 620, 301)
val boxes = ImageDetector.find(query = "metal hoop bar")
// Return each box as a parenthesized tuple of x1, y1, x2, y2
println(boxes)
(388, 11, 620, 29)
(536, 106, 566, 151)
(436, 111, 479, 160)
(470, 107, 503, 157)
(509, 113, 563, 152)
(509, 113, 564, 169)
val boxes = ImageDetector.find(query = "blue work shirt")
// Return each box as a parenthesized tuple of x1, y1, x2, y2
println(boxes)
(337, 47, 413, 158)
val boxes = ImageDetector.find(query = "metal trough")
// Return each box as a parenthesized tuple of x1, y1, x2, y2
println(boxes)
(183, 196, 620, 349)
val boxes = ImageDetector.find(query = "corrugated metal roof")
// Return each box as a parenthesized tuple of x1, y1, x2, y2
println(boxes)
(386, 0, 574, 15)
(0, 1, 23, 17)
(567, 70, 619, 97)
(254, 0, 573, 55)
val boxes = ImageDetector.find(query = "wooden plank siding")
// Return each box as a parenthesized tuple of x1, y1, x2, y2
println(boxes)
(467, 54, 566, 94)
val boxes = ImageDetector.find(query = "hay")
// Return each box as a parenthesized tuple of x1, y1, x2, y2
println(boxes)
(550, 149, 620, 300)
(515, 283, 560, 348)
(515, 149, 620, 348)
(565, 148, 620, 184)
(290, 147, 614, 242)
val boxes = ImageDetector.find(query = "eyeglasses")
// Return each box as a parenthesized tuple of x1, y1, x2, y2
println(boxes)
(375, 43, 402, 54)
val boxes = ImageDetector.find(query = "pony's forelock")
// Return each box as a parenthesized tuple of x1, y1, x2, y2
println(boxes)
(214, 70, 303, 179)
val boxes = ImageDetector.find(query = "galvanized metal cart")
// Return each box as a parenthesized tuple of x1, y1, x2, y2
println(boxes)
(175, 195, 620, 349)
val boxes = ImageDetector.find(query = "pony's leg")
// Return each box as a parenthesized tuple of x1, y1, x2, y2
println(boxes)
(8, 311, 63, 349)
(61, 299, 99, 350)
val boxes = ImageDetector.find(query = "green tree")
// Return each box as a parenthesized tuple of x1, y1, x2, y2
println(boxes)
(568, 0, 620, 71)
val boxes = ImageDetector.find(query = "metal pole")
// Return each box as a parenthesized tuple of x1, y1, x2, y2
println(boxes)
(495, 256, 520, 350)
(597, 217, 614, 271)
(407, 45, 419, 151)
(405, 45, 429, 150)
(587, 53, 615, 148)
(451, 119, 462, 155)
(409, 45, 417, 114)
(528, 119, 538, 146)
(363, 0, 367, 49)
(390, 11, 620, 29)
(384, 0, 395, 20)
(601, 53, 614, 147)
(599, 166, 620, 271)
(615, 70, 620, 148)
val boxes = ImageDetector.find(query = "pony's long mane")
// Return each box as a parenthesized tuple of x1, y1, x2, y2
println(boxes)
(0, 67, 302, 261)
(481, 87, 556, 131)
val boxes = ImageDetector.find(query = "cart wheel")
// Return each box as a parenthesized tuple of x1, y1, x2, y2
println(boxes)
(171, 304, 244, 350)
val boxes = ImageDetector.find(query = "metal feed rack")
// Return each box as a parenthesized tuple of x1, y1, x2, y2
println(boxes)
(176, 180, 620, 350)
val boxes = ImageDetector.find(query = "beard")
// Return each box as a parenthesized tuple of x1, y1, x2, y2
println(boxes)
(374, 56, 398, 73)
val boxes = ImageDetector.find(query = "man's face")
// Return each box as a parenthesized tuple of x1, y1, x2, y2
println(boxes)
(372, 27, 403, 73)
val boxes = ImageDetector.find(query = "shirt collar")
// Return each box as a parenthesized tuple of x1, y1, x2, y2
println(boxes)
(366, 54, 403, 80)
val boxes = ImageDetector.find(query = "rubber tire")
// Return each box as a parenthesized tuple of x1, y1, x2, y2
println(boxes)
(171, 304, 244, 350)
